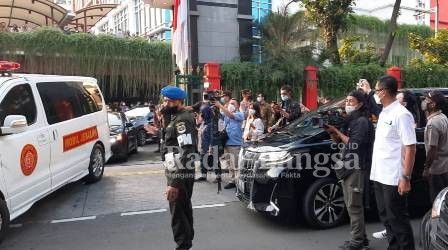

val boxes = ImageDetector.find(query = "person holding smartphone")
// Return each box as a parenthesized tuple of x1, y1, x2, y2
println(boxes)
(357, 79, 382, 117)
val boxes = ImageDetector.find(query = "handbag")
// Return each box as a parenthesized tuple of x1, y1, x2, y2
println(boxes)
(218, 121, 229, 147)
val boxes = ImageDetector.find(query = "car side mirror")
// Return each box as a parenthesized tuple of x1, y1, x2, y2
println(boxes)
(125, 122, 134, 128)
(0, 115, 28, 135)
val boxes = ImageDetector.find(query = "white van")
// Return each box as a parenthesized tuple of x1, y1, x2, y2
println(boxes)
(0, 62, 111, 242)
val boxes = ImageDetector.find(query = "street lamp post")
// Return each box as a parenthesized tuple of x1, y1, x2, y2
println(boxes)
(435, 0, 439, 35)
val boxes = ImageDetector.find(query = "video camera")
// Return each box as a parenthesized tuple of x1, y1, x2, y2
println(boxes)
(312, 109, 345, 129)
(203, 90, 219, 102)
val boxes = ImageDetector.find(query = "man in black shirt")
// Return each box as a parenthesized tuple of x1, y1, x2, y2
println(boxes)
(268, 85, 301, 132)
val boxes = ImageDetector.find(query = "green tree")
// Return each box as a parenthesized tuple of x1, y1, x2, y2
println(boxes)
(339, 36, 380, 64)
(260, 10, 316, 65)
(301, 0, 355, 65)
(409, 29, 448, 65)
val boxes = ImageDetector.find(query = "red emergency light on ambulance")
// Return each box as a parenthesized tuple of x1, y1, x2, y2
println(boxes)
(0, 61, 111, 242)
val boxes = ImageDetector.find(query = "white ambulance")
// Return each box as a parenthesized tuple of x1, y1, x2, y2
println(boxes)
(0, 61, 111, 242)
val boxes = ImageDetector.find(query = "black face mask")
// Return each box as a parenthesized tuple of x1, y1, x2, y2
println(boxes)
(163, 106, 179, 115)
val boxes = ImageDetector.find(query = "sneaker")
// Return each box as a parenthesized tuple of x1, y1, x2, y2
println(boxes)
(372, 229, 387, 240)
(224, 183, 236, 189)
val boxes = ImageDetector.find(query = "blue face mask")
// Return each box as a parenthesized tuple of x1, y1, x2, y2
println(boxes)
(220, 97, 225, 104)
(281, 95, 289, 101)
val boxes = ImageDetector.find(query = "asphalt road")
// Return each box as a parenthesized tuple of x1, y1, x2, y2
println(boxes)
(2, 144, 425, 250)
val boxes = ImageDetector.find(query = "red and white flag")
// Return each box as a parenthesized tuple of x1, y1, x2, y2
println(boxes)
(173, 0, 189, 73)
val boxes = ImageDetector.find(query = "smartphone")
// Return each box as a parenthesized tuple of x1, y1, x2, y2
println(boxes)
(357, 79, 367, 89)
(323, 124, 330, 129)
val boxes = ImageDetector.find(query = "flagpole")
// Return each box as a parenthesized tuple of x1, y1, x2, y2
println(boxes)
(186, 0, 192, 75)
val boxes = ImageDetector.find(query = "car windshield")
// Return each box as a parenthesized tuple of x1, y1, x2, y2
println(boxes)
(108, 113, 122, 127)
(278, 97, 346, 137)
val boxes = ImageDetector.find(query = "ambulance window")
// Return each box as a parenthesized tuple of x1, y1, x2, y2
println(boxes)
(0, 84, 37, 126)
(82, 82, 103, 111)
(37, 82, 86, 124)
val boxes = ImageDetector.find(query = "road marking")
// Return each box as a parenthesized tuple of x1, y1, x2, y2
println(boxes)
(10, 224, 23, 228)
(51, 216, 97, 224)
(105, 169, 165, 177)
(121, 209, 167, 216)
(193, 203, 226, 209)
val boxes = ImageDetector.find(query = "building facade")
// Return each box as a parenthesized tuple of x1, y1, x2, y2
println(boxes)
(273, 0, 442, 26)
(252, 0, 272, 63)
(353, 0, 431, 26)
(430, 0, 448, 29)
(92, 0, 172, 41)
(73, 0, 122, 11)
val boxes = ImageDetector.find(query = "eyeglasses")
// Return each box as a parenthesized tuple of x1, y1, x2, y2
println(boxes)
(374, 88, 387, 93)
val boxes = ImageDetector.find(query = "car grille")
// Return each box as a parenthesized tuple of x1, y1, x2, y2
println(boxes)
(238, 150, 259, 199)
(435, 200, 448, 249)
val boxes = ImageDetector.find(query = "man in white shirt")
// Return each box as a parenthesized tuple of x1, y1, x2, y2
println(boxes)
(370, 76, 417, 250)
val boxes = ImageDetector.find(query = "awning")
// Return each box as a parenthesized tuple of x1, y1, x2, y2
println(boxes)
(68, 4, 117, 32)
(0, 0, 68, 29)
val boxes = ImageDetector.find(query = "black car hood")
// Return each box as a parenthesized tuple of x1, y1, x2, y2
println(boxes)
(247, 131, 319, 152)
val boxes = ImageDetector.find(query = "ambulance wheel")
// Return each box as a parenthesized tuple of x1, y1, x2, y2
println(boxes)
(0, 199, 10, 243)
(86, 144, 105, 183)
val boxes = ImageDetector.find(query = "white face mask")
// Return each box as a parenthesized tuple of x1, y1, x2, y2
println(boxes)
(256, 97, 263, 103)
(345, 105, 356, 114)
(281, 95, 289, 101)
(228, 104, 236, 113)
(421, 100, 428, 112)
(373, 94, 381, 104)
(248, 109, 256, 115)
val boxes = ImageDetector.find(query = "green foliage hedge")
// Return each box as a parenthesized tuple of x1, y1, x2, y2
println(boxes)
(347, 14, 433, 38)
(221, 63, 448, 101)
(221, 61, 306, 101)
(318, 64, 385, 98)
(0, 28, 172, 101)
(402, 63, 448, 89)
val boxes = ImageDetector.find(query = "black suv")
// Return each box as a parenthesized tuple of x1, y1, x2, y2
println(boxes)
(237, 88, 448, 229)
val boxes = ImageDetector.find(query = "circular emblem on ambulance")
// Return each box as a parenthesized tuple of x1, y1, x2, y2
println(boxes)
(20, 144, 38, 176)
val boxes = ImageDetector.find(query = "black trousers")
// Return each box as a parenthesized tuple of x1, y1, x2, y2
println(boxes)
(169, 178, 194, 250)
(373, 181, 415, 250)
(429, 172, 448, 203)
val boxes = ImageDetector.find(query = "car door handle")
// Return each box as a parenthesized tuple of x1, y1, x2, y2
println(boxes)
(52, 130, 58, 141)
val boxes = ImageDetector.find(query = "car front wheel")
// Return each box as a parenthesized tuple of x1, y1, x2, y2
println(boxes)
(302, 178, 347, 229)
(137, 130, 146, 146)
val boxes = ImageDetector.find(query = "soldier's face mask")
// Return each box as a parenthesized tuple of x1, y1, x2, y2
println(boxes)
(164, 99, 182, 114)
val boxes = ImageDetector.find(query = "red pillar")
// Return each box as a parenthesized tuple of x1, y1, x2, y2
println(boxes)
(204, 62, 221, 90)
(303, 66, 318, 110)
(387, 66, 402, 89)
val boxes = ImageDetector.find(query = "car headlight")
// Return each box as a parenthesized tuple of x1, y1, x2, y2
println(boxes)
(432, 187, 448, 218)
(258, 151, 292, 168)
(110, 134, 123, 143)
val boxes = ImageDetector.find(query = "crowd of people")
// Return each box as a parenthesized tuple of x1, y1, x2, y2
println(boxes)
(0, 22, 31, 33)
(148, 77, 448, 250)
(325, 77, 448, 250)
